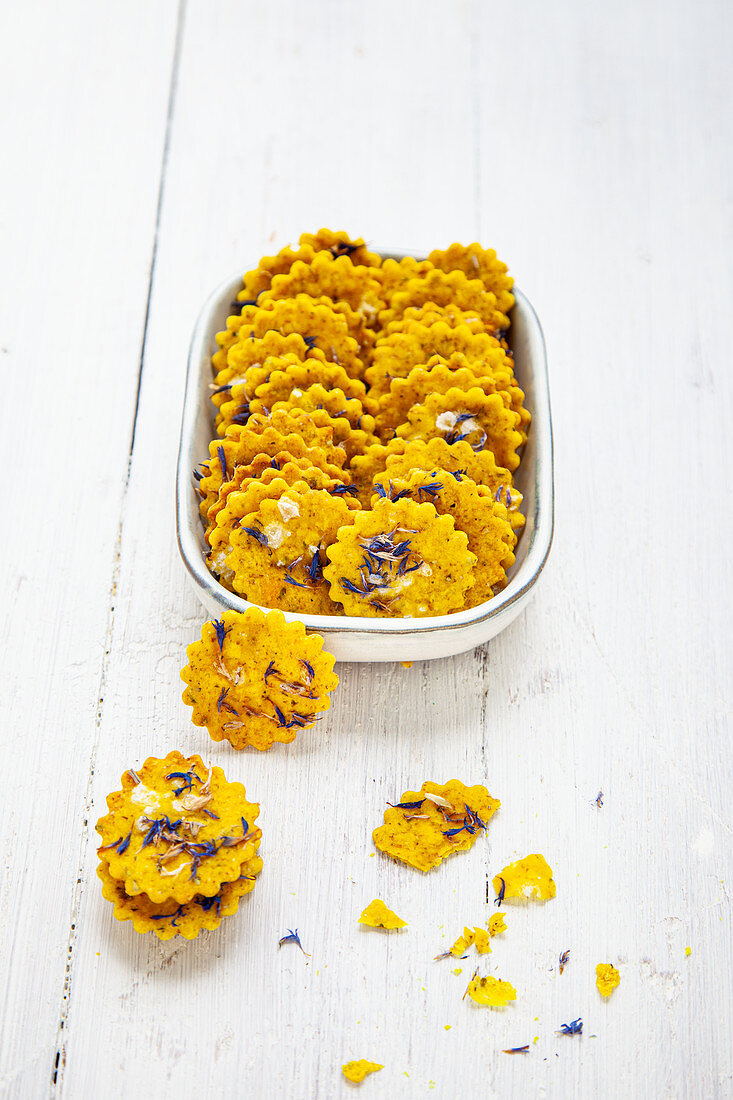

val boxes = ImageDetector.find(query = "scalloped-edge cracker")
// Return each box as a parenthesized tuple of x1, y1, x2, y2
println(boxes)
(226, 488, 355, 615)
(373, 779, 500, 871)
(324, 498, 475, 617)
(428, 243, 514, 314)
(181, 608, 338, 751)
(395, 387, 523, 472)
(97, 856, 262, 940)
(372, 468, 516, 605)
(379, 268, 509, 333)
(298, 228, 382, 268)
(261, 252, 385, 326)
(96, 751, 261, 905)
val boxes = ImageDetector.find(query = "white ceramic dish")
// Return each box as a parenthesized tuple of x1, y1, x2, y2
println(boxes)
(176, 251, 553, 662)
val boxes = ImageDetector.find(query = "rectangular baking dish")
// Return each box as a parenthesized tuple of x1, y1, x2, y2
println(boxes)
(176, 251, 553, 662)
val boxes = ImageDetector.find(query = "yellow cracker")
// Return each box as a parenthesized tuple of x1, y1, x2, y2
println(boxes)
(374, 255, 434, 297)
(493, 854, 556, 902)
(395, 387, 523, 472)
(373, 361, 526, 441)
(366, 321, 513, 399)
(198, 424, 346, 520)
(212, 327, 324, 382)
(250, 358, 368, 406)
(382, 439, 524, 532)
(428, 243, 514, 314)
(379, 269, 509, 333)
(96, 751, 261, 905)
(231, 293, 366, 377)
(298, 228, 382, 268)
(206, 457, 355, 542)
(263, 394, 378, 464)
(381, 302, 488, 334)
(97, 856, 262, 941)
(236, 241, 319, 301)
(324, 497, 475, 617)
(181, 608, 338, 751)
(261, 252, 385, 326)
(371, 468, 516, 606)
(214, 352, 316, 430)
(208, 476, 360, 583)
(372, 780, 500, 871)
(226, 488, 355, 615)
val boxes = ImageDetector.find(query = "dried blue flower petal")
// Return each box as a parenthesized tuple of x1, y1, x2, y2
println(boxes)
(151, 905, 184, 924)
(559, 1019, 583, 1036)
(242, 526, 268, 546)
(116, 829, 133, 855)
(595, 790, 604, 808)
(300, 659, 315, 681)
(502, 1046, 530, 1055)
(211, 383, 233, 396)
(559, 950, 570, 974)
(278, 928, 310, 955)
(450, 469, 467, 482)
(165, 770, 201, 796)
(387, 799, 426, 810)
(217, 444, 228, 481)
(213, 618, 229, 651)
(284, 574, 311, 589)
(495, 876, 506, 907)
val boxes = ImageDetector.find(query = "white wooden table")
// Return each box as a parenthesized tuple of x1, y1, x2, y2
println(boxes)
(2, 1, 732, 1096)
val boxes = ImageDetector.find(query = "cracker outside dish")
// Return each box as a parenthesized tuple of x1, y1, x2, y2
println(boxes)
(96, 752, 261, 904)
(373, 780, 500, 871)
(181, 608, 339, 751)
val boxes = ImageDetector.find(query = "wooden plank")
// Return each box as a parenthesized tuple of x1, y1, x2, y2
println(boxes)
(58, 1, 493, 1096)
(0, 2, 180, 1096)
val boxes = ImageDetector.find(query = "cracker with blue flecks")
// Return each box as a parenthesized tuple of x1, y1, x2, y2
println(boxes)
(394, 386, 523, 472)
(96, 751, 262, 905)
(97, 851, 262, 941)
(208, 475, 361, 586)
(206, 456, 357, 543)
(181, 609, 338, 751)
(371, 468, 516, 606)
(225, 487, 355, 615)
(235, 241, 320, 304)
(212, 327, 325, 388)
(198, 417, 346, 521)
(373, 359, 527, 442)
(257, 392, 378, 462)
(381, 438, 524, 532)
(323, 497, 476, 617)
(235, 293, 367, 376)
(373, 779, 500, 872)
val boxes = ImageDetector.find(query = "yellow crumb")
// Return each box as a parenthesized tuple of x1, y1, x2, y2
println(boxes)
(342, 1060, 383, 1084)
(488, 913, 507, 936)
(465, 973, 517, 1007)
(685, 946, 692, 956)
(358, 899, 407, 930)
(444, 1025, 452, 1030)
(452, 968, 463, 976)
(401, 661, 413, 668)
(595, 962, 621, 997)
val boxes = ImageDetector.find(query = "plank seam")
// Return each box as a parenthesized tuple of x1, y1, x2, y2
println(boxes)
(48, 3, 188, 1094)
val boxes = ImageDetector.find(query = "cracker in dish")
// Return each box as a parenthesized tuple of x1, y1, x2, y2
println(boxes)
(324, 497, 475, 617)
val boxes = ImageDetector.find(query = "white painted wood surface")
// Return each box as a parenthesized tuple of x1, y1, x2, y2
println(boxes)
(1, 0, 731, 1097)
